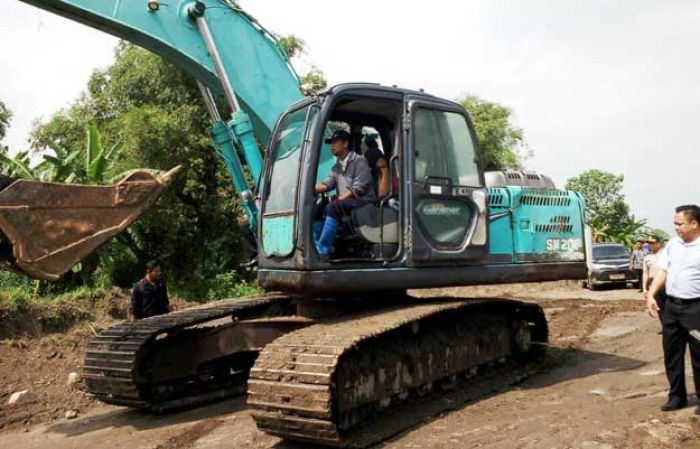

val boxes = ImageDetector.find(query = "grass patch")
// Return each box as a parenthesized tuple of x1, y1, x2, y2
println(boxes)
(0, 274, 108, 338)
(0, 268, 263, 338)
(204, 271, 263, 302)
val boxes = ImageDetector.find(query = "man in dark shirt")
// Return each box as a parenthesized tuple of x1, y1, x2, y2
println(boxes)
(130, 260, 170, 321)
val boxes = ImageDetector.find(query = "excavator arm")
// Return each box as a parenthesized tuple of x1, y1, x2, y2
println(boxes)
(20, 0, 301, 141)
(3, 0, 303, 280)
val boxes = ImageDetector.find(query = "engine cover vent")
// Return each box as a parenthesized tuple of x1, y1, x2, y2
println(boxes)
(484, 171, 556, 189)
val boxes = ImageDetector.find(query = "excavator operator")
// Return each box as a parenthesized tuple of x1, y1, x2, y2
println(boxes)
(313, 130, 376, 256)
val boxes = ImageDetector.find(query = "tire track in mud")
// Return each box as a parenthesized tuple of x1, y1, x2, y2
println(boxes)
(154, 418, 225, 449)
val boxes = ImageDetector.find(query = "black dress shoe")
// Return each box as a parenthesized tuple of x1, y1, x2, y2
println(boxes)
(661, 398, 687, 411)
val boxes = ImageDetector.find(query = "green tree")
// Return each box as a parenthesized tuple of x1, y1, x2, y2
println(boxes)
(565, 169, 644, 244)
(608, 215, 650, 247)
(458, 95, 528, 170)
(279, 35, 328, 93)
(278, 35, 306, 59)
(30, 42, 249, 300)
(300, 65, 328, 92)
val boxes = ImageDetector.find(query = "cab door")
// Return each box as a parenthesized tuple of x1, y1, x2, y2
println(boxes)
(406, 98, 488, 264)
(260, 104, 317, 257)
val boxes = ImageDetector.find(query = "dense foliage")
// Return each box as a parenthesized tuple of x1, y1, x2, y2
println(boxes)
(24, 43, 258, 300)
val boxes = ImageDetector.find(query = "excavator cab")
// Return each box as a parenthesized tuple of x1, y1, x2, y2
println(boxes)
(259, 84, 491, 294)
(258, 84, 587, 295)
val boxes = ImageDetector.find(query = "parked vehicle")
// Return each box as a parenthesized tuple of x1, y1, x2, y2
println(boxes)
(584, 243, 637, 290)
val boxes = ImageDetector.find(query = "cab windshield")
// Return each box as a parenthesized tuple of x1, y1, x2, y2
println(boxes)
(264, 105, 316, 215)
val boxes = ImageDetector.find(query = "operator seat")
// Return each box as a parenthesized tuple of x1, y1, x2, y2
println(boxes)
(350, 157, 399, 244)
(351, 202, 399, 244)
(348, 132, 399, 247)
(350, 130, 399, 246)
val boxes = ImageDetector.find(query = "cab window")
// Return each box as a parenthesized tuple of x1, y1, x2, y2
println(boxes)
(413, 108, 480, 187)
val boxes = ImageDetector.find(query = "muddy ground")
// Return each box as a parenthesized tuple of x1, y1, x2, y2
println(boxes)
(2, 282, 700, 449)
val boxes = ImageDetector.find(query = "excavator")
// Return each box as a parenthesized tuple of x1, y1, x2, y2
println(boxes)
(1, 1, 588, 446)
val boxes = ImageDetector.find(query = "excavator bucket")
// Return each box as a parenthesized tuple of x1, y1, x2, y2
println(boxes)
(0, 167, 180, 281)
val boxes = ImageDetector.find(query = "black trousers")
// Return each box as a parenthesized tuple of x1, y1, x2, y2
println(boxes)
(314, 197, 359, 221)
(662, 299, 700, 401)
(634, 269, 643, 288)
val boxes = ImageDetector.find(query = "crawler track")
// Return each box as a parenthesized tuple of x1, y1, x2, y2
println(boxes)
(83, 294, 302, 411)
(248, 297, 547, 447)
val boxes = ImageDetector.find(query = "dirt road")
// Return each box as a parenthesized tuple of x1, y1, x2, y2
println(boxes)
(2, 282, 700, 449)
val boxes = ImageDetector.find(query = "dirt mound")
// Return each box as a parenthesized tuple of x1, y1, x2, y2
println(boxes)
(542, 298, 643, 347)
(0, 324, 98, 430)
(0, 288, 195, 432)
(0, 288, 129, 341)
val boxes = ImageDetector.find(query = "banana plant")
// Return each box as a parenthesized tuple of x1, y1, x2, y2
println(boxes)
(40, 123, 125, 184)
(590, 223, 610, 243)
(0, 151, 37, 179)
(41, 149, 81, 182)
(609, 215, 650, 247)
(85, 123, 125, 183)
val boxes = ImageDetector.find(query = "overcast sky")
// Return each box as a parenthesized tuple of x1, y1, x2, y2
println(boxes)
(2, 0, 699, 233)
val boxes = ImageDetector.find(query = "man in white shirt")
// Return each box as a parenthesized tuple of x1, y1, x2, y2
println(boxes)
(646, 205, 700, 413)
